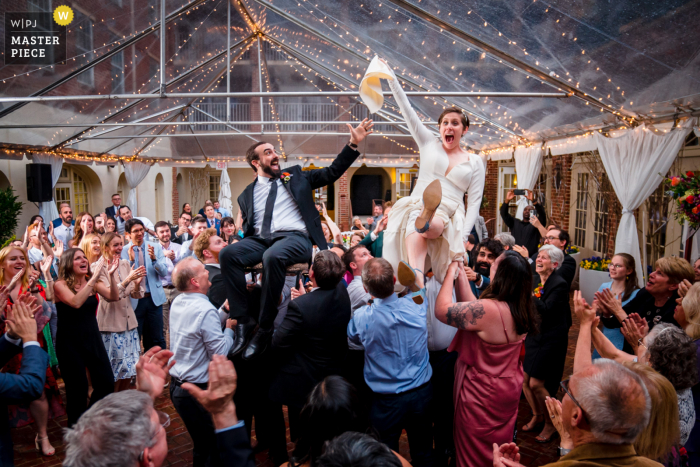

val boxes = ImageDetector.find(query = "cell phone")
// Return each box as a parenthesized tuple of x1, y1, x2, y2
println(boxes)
(513, 189, 526, 196)
(302, 272, 310, 285)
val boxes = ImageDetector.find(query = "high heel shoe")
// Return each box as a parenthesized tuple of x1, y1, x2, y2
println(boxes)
(35, 434, 55, 457)
(415, 179, 442, 234)
(398, 261, 426, 305)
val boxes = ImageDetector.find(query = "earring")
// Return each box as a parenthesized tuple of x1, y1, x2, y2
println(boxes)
(626, 275, 630, 280)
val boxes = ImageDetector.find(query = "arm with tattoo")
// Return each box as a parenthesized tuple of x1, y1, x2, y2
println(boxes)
(445, 301, 486, 331)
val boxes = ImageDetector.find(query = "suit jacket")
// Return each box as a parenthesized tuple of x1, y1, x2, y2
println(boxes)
(269, 282, 351, 409)
(531, 252, 576, 288)
(359, 231, 383, 258)
(171, 228, 190, 245)
(206, 217, 221, 235)
(216, 424, 255, 467)
(238, 145, 360, 249)
(533, 272, 572, 338)
(121, 241, 168, 307)
(0, 335, 47, 401)
(205, 264, 226, 310)
(105, 205, 121, 218)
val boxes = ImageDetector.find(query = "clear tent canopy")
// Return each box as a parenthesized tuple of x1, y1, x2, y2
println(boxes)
(0, 0, 698, 166)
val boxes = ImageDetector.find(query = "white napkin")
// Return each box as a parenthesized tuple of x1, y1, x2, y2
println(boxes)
(359, 56, 397, 114)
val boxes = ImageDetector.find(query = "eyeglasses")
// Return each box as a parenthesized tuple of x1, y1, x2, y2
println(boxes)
(139, 411, 170, 461)
(637, 338, 647, 350)
(560, 379, 583, 411)
(545, 236, 559, 241)
(609, 263, 626, 269)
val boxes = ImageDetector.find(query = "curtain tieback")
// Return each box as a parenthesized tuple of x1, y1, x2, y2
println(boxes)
(621, 208, 633, 215)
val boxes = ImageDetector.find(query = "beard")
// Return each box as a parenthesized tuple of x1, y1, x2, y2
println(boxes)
(475, 261, 491, 277)
(260, 159, 281, 178)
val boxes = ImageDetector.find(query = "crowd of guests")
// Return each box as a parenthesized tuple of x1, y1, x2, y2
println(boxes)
(2, 173, 700, 467)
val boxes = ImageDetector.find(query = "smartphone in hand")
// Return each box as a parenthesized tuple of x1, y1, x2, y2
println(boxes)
(513, 189, 526, 196)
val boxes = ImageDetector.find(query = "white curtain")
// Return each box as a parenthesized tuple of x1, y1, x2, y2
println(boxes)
(29, 153, 63, 222)
(219, 166, 233, 213)
(513, 145, 544, 219)
(123, 161, 151, 217)
(594, 120, 694, 286)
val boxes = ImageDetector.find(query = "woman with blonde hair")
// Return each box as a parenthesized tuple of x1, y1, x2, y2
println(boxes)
(68, 212, 94, 248)
(79, 233, 102, 265)
(94, 232, 146, 391)
(0, 245, 63, 456)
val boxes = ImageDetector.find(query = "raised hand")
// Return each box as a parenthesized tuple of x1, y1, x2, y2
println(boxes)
(136, 346, 175, 401)
(5, 300, 38, 342)
(291, 278, 306, 300)
(492, 443, 524, 467)
(108, 258, 120, 275)
(0, 285, 9, 313)
(529, 214, 542, 229)
(525, 189, 534, 201)
(8, 269, 24, 292)
(374, 215, 389, 234)
(573, 290, 596, 325)
(505, 190, 516, 202)
(128, 244, 135, 262)
(89, 257, 106, 285)
(27, 270, 40, 291)
(511, 244, 529, 259)
(52, 239, 64, 257)
(347, 118, 374, 145)
(679, 279, 692, 299)
(40, 255, 54, 277)
(182, 355, 237, 417)
(126, 265, 146, 283)
(163, 249, 176, 261)
(148, 245, 156, 261)
(463, 266, 478, 282)
(545, 396, 573, 449)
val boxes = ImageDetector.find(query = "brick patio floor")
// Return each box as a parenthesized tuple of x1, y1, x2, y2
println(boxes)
(11, 301, 579, 467)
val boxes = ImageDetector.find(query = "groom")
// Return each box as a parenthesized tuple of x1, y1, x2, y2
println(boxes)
(220, 119, 373, 360)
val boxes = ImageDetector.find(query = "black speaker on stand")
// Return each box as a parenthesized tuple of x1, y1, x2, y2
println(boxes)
(26, 164, 54, 203)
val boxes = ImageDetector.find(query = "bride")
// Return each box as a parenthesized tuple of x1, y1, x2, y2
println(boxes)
(365, 58, 485, 303)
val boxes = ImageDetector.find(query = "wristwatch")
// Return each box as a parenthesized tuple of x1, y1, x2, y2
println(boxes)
(558, 446, 572, 457)
(475, 273, 482, 284)
(348, 141, 358, 149)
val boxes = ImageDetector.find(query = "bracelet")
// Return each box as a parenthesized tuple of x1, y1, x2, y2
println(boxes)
(45, 278, 54, 283)
(558, 446, 572, 457)
(348, 141, 358, 149)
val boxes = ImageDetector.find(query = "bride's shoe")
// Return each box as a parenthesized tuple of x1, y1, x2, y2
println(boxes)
(398, 261, 426, 305)
(415, 179, 442, 234)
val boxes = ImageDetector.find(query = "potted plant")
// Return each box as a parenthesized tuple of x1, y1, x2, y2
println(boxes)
(579, 256, 611, 304)
(0, 187, 22, 247)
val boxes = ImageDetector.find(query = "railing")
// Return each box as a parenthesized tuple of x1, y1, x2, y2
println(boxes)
(180, 102, 398, 133)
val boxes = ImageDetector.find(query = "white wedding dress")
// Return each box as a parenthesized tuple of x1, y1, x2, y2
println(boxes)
(383, 77, 486, 289)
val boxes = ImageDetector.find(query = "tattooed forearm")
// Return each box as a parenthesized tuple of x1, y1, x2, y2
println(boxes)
(445, 302, 485, 329)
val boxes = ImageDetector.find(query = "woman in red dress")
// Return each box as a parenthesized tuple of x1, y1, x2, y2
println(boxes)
(435, 251, 538, 467)
(0, 245, 65, 457)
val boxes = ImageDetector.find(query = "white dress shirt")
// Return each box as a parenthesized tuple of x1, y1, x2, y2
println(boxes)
(169, 292, 234, 383)
(425, 276, 458, 352)
(159, 241, 182, 287)
(253, 175, 306, 236)
(346, 276, 371, 351)
(53, 223, 74, 245)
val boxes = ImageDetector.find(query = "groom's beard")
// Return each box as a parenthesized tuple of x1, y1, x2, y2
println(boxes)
(261, 161, 281, 179)
(475, 261, 491, 277)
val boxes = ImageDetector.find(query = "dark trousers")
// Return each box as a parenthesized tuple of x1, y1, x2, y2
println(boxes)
(134, 294, 166, 351)
(55, 338, 114, 427)
(429, 349, 457, 466)
(342, 349, 372, 417)
(233, 353, 288, 465)
(0, 405, 13, 466)
(171, 381, 222, 467)
(370, 382, 434, 467)
(220, 232, 311, 329)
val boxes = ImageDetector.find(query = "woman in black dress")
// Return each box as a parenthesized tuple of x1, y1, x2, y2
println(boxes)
(521, 244, 571, 443)
(54, 248, 120, 426)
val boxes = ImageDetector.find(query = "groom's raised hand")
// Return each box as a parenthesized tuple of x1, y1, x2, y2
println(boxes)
(347, 118, 374, 146)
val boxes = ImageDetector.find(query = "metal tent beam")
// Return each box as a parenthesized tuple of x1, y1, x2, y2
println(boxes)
(0, 0, 211, 120)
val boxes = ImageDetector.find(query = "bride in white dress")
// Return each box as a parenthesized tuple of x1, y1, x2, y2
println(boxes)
(371, 59, 485, 302)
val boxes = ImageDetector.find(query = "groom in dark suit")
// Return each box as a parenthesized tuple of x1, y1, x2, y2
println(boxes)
(220, 119, 373, 361)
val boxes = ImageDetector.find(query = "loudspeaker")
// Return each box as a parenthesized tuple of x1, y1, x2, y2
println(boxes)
(26, 164, 54, 203)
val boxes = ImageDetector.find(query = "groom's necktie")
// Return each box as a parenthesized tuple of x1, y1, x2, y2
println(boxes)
(261, 178, 278, 239)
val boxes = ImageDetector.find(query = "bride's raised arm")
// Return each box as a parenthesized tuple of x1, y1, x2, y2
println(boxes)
(384, 70, 436, 150)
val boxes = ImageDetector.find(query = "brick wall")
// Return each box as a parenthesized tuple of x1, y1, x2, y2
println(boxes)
(548, 154, 573, 230)
(338, 172, 350, 231)
(480, 159, 499, 237)
(171, 167, 179, 222)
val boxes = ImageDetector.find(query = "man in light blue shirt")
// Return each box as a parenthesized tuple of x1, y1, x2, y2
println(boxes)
(213, 200, 231, 219)
(347, 258, 433, 467)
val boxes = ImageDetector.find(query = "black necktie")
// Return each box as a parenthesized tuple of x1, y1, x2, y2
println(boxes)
(261, 178, 278, 239)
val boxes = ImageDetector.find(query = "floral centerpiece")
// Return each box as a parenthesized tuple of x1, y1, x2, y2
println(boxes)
(666, 171, 700, 229)
(580, 256, 611, 271)
(341, 233, 353, 248)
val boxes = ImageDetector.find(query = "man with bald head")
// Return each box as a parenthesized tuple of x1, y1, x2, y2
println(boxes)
(493, 359, 660, 467)
(500, 189, 546, 257)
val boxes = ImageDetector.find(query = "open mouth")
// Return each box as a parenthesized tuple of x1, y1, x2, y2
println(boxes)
(270, 158, 280, 170)
(13, 265, 23, 272)
(445, 134, 455, 144)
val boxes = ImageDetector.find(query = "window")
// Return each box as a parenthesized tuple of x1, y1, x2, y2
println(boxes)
(74, 11, 94, 86)
(396, 169, 418, 199)
(209, 174, 220, 201)
(574, 173, 588, 249)
(111, 34, 125, 94)
(593, 190, 608, 252)
(646, 185, 671, 269)
(55, 167, 90, 214)
(27, 0, 51, 12)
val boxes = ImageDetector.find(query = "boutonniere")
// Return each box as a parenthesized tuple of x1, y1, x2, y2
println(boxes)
(281, 172, 292, 184)
(533, 283, 543, 298)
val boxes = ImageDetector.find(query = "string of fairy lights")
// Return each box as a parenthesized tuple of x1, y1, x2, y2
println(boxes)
(0, 0, 688, 166)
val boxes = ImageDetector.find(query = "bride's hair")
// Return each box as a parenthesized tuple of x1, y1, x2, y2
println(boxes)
(438, 107, 469, 129)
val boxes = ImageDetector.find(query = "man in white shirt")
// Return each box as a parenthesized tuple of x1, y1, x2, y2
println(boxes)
(52, 203, 74, 246)
(169, 257, 235, 467)
(220, 120, 372, 361)
(154, 221, 182, 349)
(118, 206, 155, 241)
(341, 244, 374, 406)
